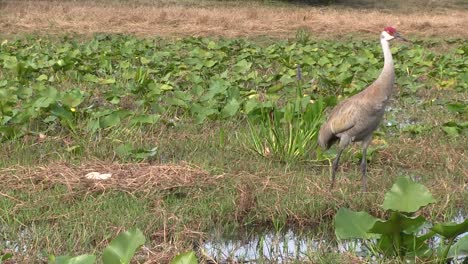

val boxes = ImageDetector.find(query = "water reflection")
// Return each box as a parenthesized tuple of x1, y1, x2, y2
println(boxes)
(204, 230, 318, 263)
(203, 211, 467, 263)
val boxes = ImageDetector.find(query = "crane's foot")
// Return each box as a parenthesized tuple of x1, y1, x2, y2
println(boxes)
(361, 182, 367, 192)
(330, 169, 338, 190)
(360, 159, 368, 192)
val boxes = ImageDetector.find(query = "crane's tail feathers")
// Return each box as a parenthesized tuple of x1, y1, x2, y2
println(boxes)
(318, 123, 337, 150)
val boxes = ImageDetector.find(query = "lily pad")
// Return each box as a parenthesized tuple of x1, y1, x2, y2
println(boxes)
(53, 254, 96, 264)
(334, 207, 379, 239)
(447, 235, 468, 258)
(170, 251, 198, 264)
(102, 228, 145, 264)
(382, 177, 436, 213)
(369, 211, 426, 235)
(431, 219, 468, 239)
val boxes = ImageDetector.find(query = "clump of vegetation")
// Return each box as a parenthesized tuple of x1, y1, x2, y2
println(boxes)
(335, 177, 468, 262)
(0, 33, 466, 263)
(0, 35, 465, 143)
(170, 251, 198, 264)
(46, 228, 144, 264)
(246, 65, 334, 163)
(46, 227, 199, 264)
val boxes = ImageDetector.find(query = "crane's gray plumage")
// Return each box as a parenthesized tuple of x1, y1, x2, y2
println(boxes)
(318, 27, 407, 191)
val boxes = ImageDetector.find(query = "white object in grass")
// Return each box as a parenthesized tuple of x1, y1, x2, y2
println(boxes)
(85, 172, 112, 180)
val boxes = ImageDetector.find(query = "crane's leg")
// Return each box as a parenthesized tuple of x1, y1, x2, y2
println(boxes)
(330, 148, 344, 189)
(330, 135, 350, 190)
(360, 136, 373, 192)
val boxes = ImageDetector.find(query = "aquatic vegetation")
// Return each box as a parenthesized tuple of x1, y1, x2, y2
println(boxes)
(0, 35, 465, 142)
(334, 177, 468, 262)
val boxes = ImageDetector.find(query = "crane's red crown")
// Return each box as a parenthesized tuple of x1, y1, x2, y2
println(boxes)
(384, 26, 397, 36)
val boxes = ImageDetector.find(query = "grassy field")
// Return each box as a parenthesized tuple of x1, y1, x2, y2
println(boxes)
(0, 0, 467, 263)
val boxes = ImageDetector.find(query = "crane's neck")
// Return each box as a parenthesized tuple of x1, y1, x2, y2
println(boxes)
(380, 38, 394, 81)
(366, 36, 395, 101)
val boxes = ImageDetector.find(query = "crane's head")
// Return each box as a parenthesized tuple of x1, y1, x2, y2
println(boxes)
(381, 26, 410, 42)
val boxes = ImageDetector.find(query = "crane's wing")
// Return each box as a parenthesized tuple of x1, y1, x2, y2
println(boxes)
(327, 99, 357, 135)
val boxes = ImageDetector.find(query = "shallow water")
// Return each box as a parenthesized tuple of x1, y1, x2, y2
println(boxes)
(202, 211, 467, 263)
(1, 212, 466, 262)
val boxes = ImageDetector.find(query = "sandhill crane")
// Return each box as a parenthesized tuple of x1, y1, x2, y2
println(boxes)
(318, 26, 409, 191)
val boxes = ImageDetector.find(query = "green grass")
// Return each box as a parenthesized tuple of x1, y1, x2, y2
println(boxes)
(1, 116, 466, 261)
(0, 33, 466, 262)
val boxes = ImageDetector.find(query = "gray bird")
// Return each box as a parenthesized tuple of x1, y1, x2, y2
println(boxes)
(318, 26, 409, 191)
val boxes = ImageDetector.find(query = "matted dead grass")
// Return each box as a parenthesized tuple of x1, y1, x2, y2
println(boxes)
(0, 161, 218, 194)
(1, 1, 467, 38)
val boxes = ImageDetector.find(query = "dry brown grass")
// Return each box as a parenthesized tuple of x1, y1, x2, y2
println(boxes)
(1, 1, 467, 38)
(0, 161, 216, 195)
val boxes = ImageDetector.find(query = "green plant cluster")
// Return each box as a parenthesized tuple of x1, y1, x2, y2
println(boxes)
(47, 228, 145, 264)
(0, 35, 466, 141)
(45, 228, 198, 264)
(246, 67, 336, 163)
(334, 177, 468, 262)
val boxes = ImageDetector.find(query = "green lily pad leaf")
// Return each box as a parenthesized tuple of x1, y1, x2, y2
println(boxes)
(200, 79, 228, 102)
(267, 84, 284, 94)
(170, 251, 198, 264)
(34, 97, 55, 109)
(86, 119, 100, 133)
(160, 84, 173, 91)
(140, 57, 150, 65)
(431, 219, 468, 239)
(53, 254, 96, 264)
(441, 125, 459, 136)
(317, 56, 330, 66)
(376, 233, 431, 258)
(33, 87, 58, 108)
(447, 235, 468, 258)
(382, 176, 436, 213)
(460, 121, 468, 129)
(174, 90, 192, 102)
(203, 60, 217, 68)
(130, 114, 160, 125)
(369, 211, 426, 235)
(403, 233, 433, 258)
(130, 147, 158, 161)
(116, 143, 134, 157)
(1, 252, 13, 261)
(83, 73, 100, 83)
(36, 74, 48, 81)
(233, 59, 252, 73)
(99, 78, 116, 85)
(166, 97, 189, 109)
(2, 55, 18, 70)
(376, 235, 398, 257)
(334, 208, 379, 239)
(207, 41, 218, 49)
(446, 102, 466, 113)
(100, 111, 122, 128)
(191, 103, 218, 124)
(244, 99, 259, 114)
(102, 228, 145, 264)
(51, 105, 74, 123)
(220, 98, 240, 118)
(279, 75, 294, 86)
(62, 89, 85, 108)
(109, 97, 120, 105)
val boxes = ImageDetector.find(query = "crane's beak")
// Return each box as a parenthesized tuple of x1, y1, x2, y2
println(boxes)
(395, 33, 411, 43)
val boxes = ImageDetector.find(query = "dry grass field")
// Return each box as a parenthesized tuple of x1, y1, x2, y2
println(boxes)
(1, 0, 467, 38)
